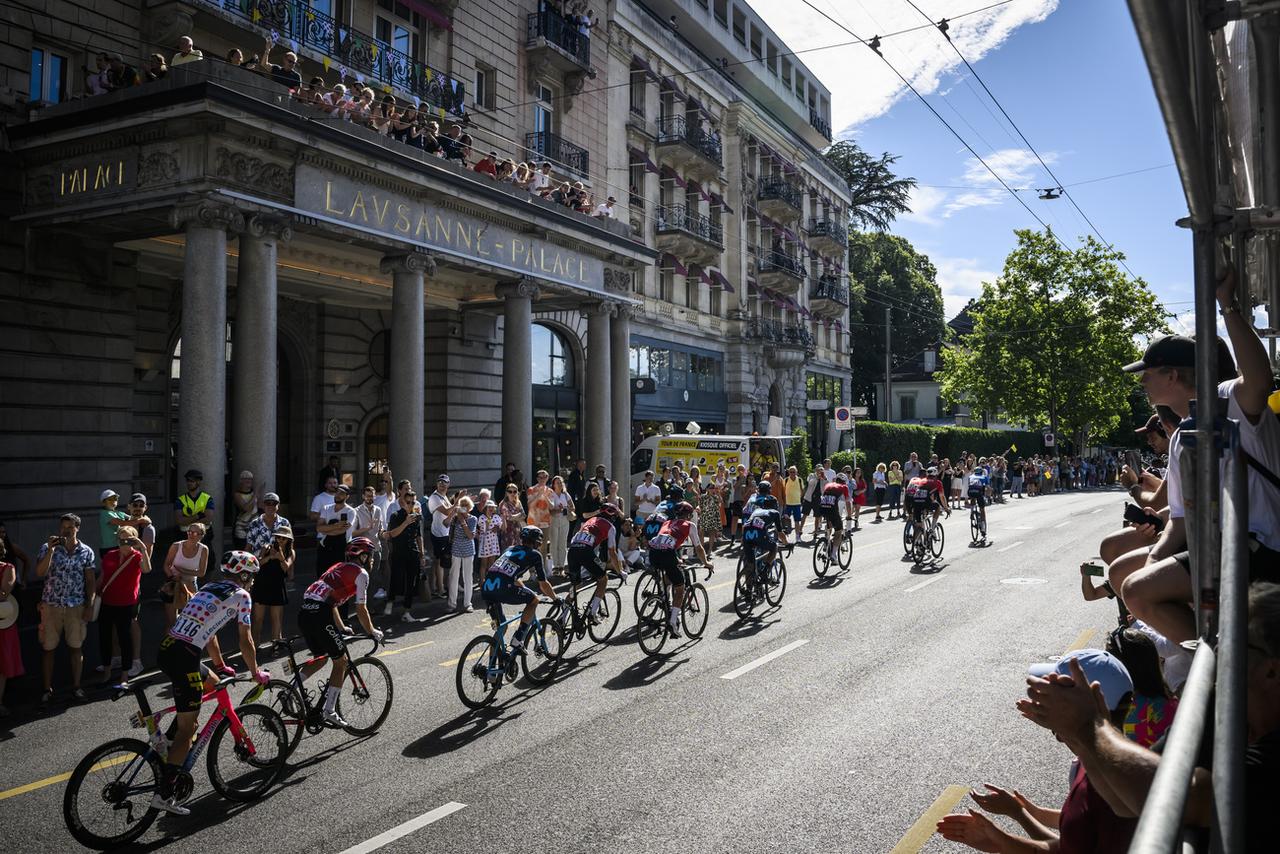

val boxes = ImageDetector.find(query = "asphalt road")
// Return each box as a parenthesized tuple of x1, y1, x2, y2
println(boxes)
(0, 488, 1127, 854)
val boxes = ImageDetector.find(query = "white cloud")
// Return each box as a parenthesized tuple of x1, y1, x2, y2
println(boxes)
(941, 147, 1055, 216)
(901, 184, 949, 225)
(931, 254, 998, 319)
(751, 0, 1060, 135)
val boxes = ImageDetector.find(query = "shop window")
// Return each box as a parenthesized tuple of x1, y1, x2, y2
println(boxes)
(531, 323, 574, 387)
(898, 395, 916, 421)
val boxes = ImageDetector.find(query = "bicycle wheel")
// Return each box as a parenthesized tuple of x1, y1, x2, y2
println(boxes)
(253, 678, 306, 756)
(682, 583, 710, 638)
(587, 587, 622, 643)
(636, 593, 669, 656)
(544, 600, 572, 654)
(970, 511, 981, 543)
(912, 531, 928, 563)
(63, 738, 161, 850)
(837, 532, 853, 570)
(455, 635, 500, 709)
(765, 558, 787, 606)
(811, 535, 829, 579)
(732, 567, 754, 619)
(931, 523, 946, 559)
(207, 703, 289, 802)
(902, 521, 914, 555)
(520, 618, 565, 685)
(633, 570, 660, 616)
(339, 656, 393, 736)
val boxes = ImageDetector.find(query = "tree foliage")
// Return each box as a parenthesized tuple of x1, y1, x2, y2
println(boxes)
(786, 428, 813, 479)
(845, 232, 947, 414)
(823, 141, 916, 232)
(936, 229, 1167, 446)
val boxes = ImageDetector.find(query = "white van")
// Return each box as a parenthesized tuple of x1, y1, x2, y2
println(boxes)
(628, 434, 792, 491)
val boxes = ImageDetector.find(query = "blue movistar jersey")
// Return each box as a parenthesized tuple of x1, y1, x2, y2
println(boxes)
(968, 469, 990, 491)
(484, 545, 548, 587)
(742, 493, 777, 518)
(741, 507, 782, 544)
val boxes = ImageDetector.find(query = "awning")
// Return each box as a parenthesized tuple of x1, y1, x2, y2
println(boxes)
(402, 0, 453, 30)
(710, 192, 733, 214)
(711, 271, 736, 292)
(660, 75, 687, 99)
(661, 252, 688, 276)
(629, 147, 659, 174)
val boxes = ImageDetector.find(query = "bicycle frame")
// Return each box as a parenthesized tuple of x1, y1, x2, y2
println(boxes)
(127, 679, 258, 775)
(477, 612, 547, 681)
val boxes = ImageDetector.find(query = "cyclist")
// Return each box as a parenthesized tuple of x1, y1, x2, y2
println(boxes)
(567, 503, 627, 622)
(153, 550, 270, 815)
(296, 536, 384, 728)
(816, 473, 852, 562)
(646, 501, 710, 637)
(641, 494, 676, 546)
(741, 492, 788, 584)
(967, 462, 990, 537)
(480, 526, 558, 650)
(905, 467, 950, 551)
(741, 478, 776, 522)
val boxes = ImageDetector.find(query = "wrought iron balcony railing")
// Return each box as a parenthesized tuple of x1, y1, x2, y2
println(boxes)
(524, 131, 589, 176)
(655, 203, 723, 246)
(655, 114, 723, 168)
(809, 218, 848, 247)
(758, 177, 802, 210)
(748, 318, 815, 353)
(526, 10, 591, 68)
(758, 250, 804, 278)
(811, 277, 850, 306)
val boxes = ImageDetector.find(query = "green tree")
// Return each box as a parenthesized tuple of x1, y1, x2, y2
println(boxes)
(786, 428, 813, 479)
(936, 229, 1167, 448)
(846, 232, 947, 415)
(823, 141, 916, 231)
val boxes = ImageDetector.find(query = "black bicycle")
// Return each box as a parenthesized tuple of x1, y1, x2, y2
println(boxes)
(812, 521, 852, 578)
(546, 571, 625, 652)
(733, 542, 787, 618)
(634, 561, 711, 656)
(969, 501, 988, 544)
(246, 633, 394, 756)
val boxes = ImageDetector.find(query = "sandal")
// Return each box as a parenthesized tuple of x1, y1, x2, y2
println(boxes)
(72, 688, 87, 702)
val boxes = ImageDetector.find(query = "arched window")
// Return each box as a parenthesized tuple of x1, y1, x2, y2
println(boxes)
(531, 323, 574, 387)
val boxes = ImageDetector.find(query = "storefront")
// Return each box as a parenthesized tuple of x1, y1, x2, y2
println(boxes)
(806, 371, 845, 461)
(531, 323, 581, 477)
(629, 336, 727, 441)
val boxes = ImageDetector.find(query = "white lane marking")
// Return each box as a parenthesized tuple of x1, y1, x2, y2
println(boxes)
(1053, 521, 1071, 529)
(1008, 526, 1034, 530)
(1091, 507, 1106, 514)
(338, 802, 467, 854)
(903, 576, 943, 593)
(996, 541, 1024, 553)
(721, 639, 810, 680)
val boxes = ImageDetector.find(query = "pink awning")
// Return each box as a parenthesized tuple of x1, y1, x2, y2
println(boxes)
(401, 0, 453, 30)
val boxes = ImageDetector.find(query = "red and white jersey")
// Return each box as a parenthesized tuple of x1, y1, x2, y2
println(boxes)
(304, 561, 370, 606)
(569, 515, 617, 550)
(647, 518, 694, 552)
(168, 580, 252, 648)
(819, 482, 850, 508)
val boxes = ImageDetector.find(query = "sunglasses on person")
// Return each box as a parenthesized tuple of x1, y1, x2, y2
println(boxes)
(506, 488, 518, 493)
(264, 500, 279, 506)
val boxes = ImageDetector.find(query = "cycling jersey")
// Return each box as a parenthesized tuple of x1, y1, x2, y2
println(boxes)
(485, 544, 549, 586)
(303, 561, 370, 607)
(905, 477, 944, 504)
(741, 507, 782, 544)
(742, 493, 777, 518)
(166, 580, 252, 649)
(819, 482, 850, 510)
(968, 469, 989, 494)
(648, 518, 694, 551)
(642, 510, 669, 541)
(569, 515, 617, 551)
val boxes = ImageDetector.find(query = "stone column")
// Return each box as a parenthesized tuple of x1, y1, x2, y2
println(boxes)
(584, 301, 613, 477)
(172, 201, 243, 558)
(232, 215, 291, 497)
(382, 253, 435, 490)
(610, 303, 632, 480)
(498, 277, 539, 479)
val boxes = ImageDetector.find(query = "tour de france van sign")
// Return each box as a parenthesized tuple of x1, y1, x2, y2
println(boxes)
(296, 165, 603, 289)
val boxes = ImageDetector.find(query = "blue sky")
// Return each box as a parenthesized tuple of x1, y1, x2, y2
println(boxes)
(755, 0, 1194, 327)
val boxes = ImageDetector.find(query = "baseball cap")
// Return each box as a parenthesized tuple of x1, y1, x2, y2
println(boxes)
(437, 474, 451, 484)
(263, 492, 281, 503)
(1122, 335, 1195, 373)
(130, 492, 147, 504)
(100, 489, 118, 501)
(1134, 414, 1166, 437)
(335, 484, 351, 495)
(239, 470, 253, 479)
(184, 469, 203, 480)
(1028, 648, 1134, 711)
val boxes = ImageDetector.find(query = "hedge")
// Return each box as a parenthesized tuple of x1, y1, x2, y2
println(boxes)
(844, 421, 1047, 470)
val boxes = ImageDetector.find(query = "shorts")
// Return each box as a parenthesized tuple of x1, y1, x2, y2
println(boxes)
(741, 538, 775, 570)
(1174, 540, 1280, 584)
(298, 603, 347, 659)
(480, 575, 536, 623)
(786, 505, 803, 523)
(873, 487, 886, 505)
(816, 505, 841, 528)
(801, 498, 813, 515)
(431, 534, 452, 565)
(158, 636, 208, 713)
(908, 500, 931, 522)
(649, 548, 683, 587)
(567, 544, 606, 582)
(968, 491, 987, 508)
(39, 604, 87, 651)
(729, 501, 744, 520)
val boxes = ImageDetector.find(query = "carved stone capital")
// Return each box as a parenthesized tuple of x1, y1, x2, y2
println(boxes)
(603, 267, 633, 294)
(613, 303, 638, 321)
(244, 214, 293, 243)
(496, 276, 541, 301)
(171, 200, 244, 233)
(580, 301, 616, 320)
(380, 252, 436, 276)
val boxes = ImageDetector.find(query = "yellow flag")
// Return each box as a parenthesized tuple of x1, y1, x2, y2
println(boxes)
(1010, 443, 1017, 452)
(252, 8, 261, 21)
(322, 56, 331, 71)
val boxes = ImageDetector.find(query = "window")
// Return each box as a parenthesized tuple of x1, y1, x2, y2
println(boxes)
(534, 84, 554, 136)
(672, 351, 687, 389)
(531, 323, 574, 387)
(781, 57, 792, 87)
(658, 267, 674, 302)
(714, 0, 728, 27)
(766, 42, 777, 74)
(629, 159, 645, 210)
(629, 66, 646, 116)
(375, 16, 414, 58)
(474, 64, 495, 110)
(29, 47, 67, 104)
(651, 348, 671, 385)
(898, 395, 916, 421)
(749, 25, 762, 60)
(709, 283, 722, 317)
(936, 396, 946, 420)
(309, 0, 333, 17)
(794, 73, 805, 100)
(732, 7, 746, 44)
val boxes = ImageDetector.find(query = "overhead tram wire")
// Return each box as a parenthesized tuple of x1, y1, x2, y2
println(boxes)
(915, 162, 1175, 192)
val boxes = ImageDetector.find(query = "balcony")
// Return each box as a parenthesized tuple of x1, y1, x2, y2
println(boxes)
(757, 177, 803, 221)
(526, 10, 594, 100)
(525, 131, 589, 178)
(655, 203, 724, 266)
(809, 218, 848, 251)
(756, 250, 805, 295)
(809, 107, 832, 141)
(747, 318, 815, 368)
(810, 277, 850, 317)
(199, 0, 465, 115)
(655, 115, 723, 180)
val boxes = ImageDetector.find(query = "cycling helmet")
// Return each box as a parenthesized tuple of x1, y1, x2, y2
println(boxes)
(346, 536, 376, 560)
(221, 550, 260, 576)
(757, 480, 773, 494)
(600, 502, 621, 519)
(757, 495, 779, 510)
(836, 473, 848, 484)
(675, 501, 695, 519)
(927, 466, 939, 476)
(520, 525, 544, 545)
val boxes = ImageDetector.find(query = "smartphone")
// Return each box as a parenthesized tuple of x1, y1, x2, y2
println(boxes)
(341, 512, 348, 521)
(1123, 502, 1165, 532)
(1125, 450, 1142, 473)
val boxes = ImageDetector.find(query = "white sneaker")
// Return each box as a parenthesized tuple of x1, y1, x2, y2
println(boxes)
(150, 793, 191, 816)
(400, 611, 414, 623)
(321, 708, 349, 728)
(382, 602, 393, 617)
(668, 618, 682, 638)
(373, 588, 387, 599)
(127, 660, 144, 678)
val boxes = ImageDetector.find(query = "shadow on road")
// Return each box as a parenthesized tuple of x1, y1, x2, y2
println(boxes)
(602, 653, 690, 690)
(718, 616, 780, 640)
(402, 705, 522, 759)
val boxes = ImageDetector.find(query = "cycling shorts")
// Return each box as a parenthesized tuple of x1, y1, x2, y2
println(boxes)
(157, 636, 209, 714)
(741, 540, 775, 573)
(908, 501, 933, 522)
(649, 548, 684, 588)
(816, 505, 841, 527)
(969, 491, 987, 508)
(567, 544, 606, 581)
(298, 605, 347, 659)
(480, 575, 535, 624)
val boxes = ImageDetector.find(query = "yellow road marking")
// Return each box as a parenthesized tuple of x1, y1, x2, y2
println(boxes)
(439, 649, 486, 668)
(0, 754, 133, 802)
(1067, 629, 1097, 651)
(889, 784, 970, 854)
(376, 640, 435, 658)
(707, 580, 733, 592)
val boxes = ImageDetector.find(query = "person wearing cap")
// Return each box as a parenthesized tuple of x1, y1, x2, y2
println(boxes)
(123, 494, 156, 561)
(247, 492, 292, 647)
(940, 649, 1138, 853)
(353, 484, 388, 601)
(316, 484, 354, 582)
(98, 489, 127, 559)
(175, 469, 213, 542)
(96, 525, 150, 680)
(593, 196, 618, 219)
(426, 475, 456, 600)
(231, 471, 259, 551)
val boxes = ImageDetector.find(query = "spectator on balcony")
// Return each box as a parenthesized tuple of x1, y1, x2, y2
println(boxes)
(440, 124, 465, 163)
(513, 162, 534, 189)
(372, 95, 399, 135)
(171, 36, 204, 67)
(351, 87, 376, 125)
(85, 53, 111, 96)
(393, 105, 421, 146)
(145, 54, 168, 82)
(421, 120, 443, 156)
(530, 161, 554, 195)
(323, 83, 350, 117)
(262, 37, 302, 91)
(474, 151, 499, 178)
(226, 47, 259, 70)
(497, 159, 517, 183)
(550, 182, 570, 206)
(460, 131, 474, 164)
(301, 76, 327, 108)
(593, 196, 618, 219)
(106, 54, 140, 90)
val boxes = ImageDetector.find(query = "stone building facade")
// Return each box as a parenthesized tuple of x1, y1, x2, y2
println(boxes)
(0, 0, 849, 553)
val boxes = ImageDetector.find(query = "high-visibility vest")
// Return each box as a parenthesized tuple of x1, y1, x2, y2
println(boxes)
(179, 491, 211, 520)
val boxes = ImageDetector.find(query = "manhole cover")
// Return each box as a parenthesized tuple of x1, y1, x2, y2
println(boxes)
(1000, 577, 1049, 585)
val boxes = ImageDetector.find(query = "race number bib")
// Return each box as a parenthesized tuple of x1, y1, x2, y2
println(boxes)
(570, 530, 596, 548)
(491, 555, 519, 577)
(648, 533, 677, 550)
(820, 493, 837, 507)
(170, 616, 202, 641)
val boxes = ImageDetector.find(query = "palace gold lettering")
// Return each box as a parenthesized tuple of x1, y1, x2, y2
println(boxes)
(59, 160, 125, 197)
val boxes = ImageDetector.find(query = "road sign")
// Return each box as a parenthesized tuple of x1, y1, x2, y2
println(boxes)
(632, 378, 656, 394)
(805, 399, 830, 411)
(833, 406, 853, 430)
(1044, 432, 1055, 448)
(849, 406, 869, 418)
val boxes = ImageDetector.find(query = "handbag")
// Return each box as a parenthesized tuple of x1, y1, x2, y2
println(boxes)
(91, 552, 135, 622)
(0, 597, 17, 630)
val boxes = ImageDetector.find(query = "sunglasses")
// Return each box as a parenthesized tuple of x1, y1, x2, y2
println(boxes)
(264, 500, 279, 506)
(506, 488, 518, 493)
(130, 501, 144, 507)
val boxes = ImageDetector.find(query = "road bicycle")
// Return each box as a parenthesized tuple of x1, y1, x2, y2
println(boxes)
(969, 500, 988, 544)
(455, 596, 565, 709)
(545, 571, 624, 653)
(909, 513, 946, 564)
(733, 542, 787, 618)
(631, 543, 696, 616)
(246, 633, 394, 757)
(812, 520, 853, 578)
(62, 675, 288, 850)
(634, 560, 711, 656)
